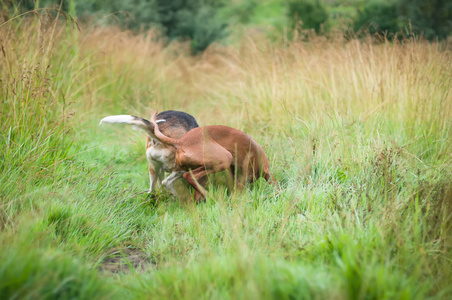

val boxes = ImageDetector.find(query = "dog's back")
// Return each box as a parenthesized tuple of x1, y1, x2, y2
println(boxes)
(174, 125, 272, 183)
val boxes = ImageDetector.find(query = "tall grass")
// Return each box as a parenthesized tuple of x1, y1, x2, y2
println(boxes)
(0, 12, 76, 229)
(1, 11, 451, 299)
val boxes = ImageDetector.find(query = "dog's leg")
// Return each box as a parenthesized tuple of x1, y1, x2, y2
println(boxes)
(183, 155, 233, 202)
(258, 157, 276, 186)
(148, 160, 163, 193)
(228, 165, 245, 190)
(162, 171, 184, 196)
(183, 167, 209, 202)
(176, 140, 233, 201)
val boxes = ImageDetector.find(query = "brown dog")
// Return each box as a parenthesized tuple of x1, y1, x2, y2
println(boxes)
(150, 111, 274, 201)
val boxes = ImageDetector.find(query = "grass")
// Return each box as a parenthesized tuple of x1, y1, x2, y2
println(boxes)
(1, 11, 451, 299)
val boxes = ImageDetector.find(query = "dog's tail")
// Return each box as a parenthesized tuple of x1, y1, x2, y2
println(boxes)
(150, 111, 180, 146)
(99, 115, 163, 139)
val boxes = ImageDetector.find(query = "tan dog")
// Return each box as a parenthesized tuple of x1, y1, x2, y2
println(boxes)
(150, 111, 274, 201)
(100, 110, 199, 195)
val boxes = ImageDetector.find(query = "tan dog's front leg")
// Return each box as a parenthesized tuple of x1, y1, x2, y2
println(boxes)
(162, 171, 184, 196)
(148, 161, 163, 193)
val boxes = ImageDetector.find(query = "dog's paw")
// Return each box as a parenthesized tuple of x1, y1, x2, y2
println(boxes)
(145, 190, 159, 199)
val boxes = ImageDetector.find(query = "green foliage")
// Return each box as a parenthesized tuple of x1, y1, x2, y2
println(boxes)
(287, 0, 329, 33)
(17, 0, 228, 53)
(353, 0, 404, 37)
(13, 0, 451, 46)
(399, 0, 452, 39)
(157, 1, 228, 53)
(354, 0, 452, 40)
(221, 0, 257, 24)
(113, 0, 228, 53)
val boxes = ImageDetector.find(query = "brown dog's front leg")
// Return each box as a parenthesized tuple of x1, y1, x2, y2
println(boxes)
(181, 143, 233, 202)
(183, 167, 209, 202)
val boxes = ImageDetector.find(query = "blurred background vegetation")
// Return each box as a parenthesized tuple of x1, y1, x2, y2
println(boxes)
(9, 0, 452, 52)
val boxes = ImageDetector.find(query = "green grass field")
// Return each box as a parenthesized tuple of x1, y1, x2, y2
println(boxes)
(1, 14, 451, 299)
